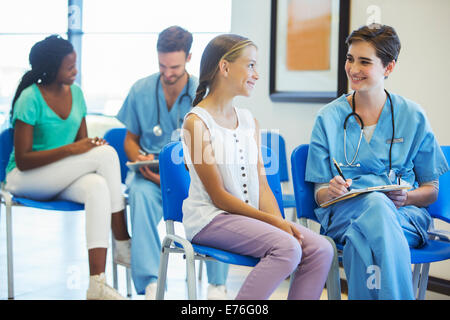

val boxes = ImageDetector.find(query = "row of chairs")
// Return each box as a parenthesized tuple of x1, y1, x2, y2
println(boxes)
(2, 127, 450, 299)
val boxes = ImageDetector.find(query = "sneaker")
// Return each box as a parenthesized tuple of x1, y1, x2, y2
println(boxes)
(207, 284, 228, 300)
(145, 282, 157, 300)
(114, 239, 131, 268)
(86, 273, 127, 300)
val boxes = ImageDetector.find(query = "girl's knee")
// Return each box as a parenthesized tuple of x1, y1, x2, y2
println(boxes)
(319, 237, 335, 266)
(274, 235, 302, 270)
(307, 235, 334, 269)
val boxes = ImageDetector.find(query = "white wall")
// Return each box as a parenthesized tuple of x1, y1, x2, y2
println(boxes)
(231, 0, 450, 282)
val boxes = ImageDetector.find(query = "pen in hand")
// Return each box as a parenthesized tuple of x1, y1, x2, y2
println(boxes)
(332, 158, 351, 191)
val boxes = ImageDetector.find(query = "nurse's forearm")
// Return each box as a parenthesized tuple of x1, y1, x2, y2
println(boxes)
(405, 185, 438, 208)
(123, 131, 142, 162)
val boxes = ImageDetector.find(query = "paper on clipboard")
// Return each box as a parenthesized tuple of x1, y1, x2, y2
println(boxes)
(320, 184, 412, 208)
(126, 160, 159, 173)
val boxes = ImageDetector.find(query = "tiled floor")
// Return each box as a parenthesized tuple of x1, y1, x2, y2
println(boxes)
(1, 205, 447, 300)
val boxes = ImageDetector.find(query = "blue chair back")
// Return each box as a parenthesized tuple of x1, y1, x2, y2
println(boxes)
(0, 128, 14, 182)
(104, 128, 129, 184)
(261, 131, 289, 182)
(427, 146, 450, 223)
(291, 144, 318, 222)
(159, 141, 285, 223)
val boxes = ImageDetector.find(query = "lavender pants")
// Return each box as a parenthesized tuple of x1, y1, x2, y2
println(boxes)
(192, 213, 334, 300)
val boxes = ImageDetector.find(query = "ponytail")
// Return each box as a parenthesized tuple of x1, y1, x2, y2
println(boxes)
(10, 70, 41, 121)
(193, 81, 208, 106)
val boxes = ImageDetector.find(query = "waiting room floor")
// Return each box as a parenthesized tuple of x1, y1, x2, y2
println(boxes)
(0, 206, 447, 300)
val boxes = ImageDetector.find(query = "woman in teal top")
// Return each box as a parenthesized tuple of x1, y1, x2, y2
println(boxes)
(5, 35, 131, 300)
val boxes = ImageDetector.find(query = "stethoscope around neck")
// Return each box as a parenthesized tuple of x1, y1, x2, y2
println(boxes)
(152, 72, 193, 137)
(342, 89, 395, 174)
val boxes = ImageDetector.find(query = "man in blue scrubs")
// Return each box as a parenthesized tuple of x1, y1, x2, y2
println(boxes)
(117, 26, 229, 299)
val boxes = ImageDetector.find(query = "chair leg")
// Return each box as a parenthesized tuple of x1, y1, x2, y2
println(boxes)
(6, 201, 14, 299)
(126, 267, 132, 297)
(324, 236, 341, 300)
(198, 260, 203, 281)
(111, 237, 119, 290)
(417, 263, 430, 300)
(412, 264, 421, 298)
(156, 239, 171, 300)
(185, 247, 197, 300)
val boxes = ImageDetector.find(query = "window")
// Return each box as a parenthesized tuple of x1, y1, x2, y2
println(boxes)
(0, 0, 231, 121)
(82, 0, 231, 115)
(0, 0, 67, 127)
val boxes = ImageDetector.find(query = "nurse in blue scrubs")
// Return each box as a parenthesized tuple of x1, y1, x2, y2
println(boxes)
(305, 24, 449, 299)
(117, 26, 229, 299)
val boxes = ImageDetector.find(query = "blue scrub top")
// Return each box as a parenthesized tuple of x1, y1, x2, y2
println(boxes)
(117, 73, 198, 155)
(306, 92, 449, 248)
(306, 93, 449, 189)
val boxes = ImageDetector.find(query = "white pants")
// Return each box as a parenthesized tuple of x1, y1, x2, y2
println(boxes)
(5, 145, 125, 249)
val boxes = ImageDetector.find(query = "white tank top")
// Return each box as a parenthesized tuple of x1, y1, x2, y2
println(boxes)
(181, 106, 259, 241)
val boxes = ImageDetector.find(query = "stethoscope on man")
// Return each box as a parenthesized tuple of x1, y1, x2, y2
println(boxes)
(341, 89, 401, 184)
(152, 72, 193, 137)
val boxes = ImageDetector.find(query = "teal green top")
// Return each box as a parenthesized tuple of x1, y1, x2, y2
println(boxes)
(6, 83, 87, 174)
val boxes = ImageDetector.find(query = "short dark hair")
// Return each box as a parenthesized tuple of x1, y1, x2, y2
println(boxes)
(157, 26, 193, 56)
(346, 23, 401, 67)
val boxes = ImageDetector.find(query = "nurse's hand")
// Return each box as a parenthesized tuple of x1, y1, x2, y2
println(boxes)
(137, 154, 160, 185)
(139, 165, 160, 185)
(327, 175, 352, 199)
(385, 189, 408, 208)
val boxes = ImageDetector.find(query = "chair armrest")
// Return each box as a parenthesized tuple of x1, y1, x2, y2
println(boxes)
(162, 234, 195, 255)
(428, 228, 450, 242)
(0, 188, 13, 205)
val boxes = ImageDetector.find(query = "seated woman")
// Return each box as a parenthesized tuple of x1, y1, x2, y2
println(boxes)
(305, 24, 449, 299)
(182, 34, 333, 300)
(5, 35, 131, 300)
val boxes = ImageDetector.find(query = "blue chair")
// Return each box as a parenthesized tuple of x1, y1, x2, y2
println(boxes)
(0, 128, 84, 299)
(103, 127, 129, 184)
(155, 141, 285, 300)
(103, 127, 132, 296)
(291, 144, 450, 300)
(1, 128, 131, 299)
(261, 131, 297, 210)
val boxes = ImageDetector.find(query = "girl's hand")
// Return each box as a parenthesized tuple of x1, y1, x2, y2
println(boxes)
(70, 137, 107, 155)
(385, 189, 408, 208)
(327, 175, 352, 199)
(274, 218, 304, 245)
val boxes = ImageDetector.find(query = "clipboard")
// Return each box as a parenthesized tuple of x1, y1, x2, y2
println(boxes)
(320, 184, 412, 208)
(126, 160, 159, 173)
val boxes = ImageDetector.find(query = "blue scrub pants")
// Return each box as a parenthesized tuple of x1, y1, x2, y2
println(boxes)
(326, 192, 421, 300)
(127, 172, 229, 294)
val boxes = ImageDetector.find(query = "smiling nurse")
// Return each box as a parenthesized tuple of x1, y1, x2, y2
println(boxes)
(305, 24, 449, 299)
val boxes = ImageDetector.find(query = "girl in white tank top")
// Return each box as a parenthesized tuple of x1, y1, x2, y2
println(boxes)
(181, 34, 333, 300)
